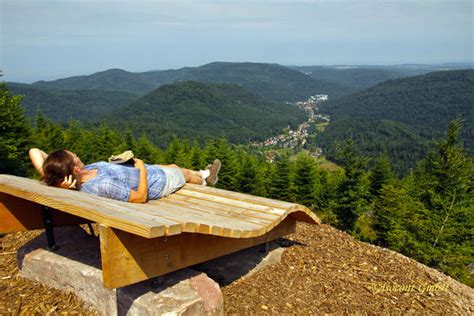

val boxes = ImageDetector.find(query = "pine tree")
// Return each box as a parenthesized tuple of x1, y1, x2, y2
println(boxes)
(34, 111, 65, 153)
(0, 84, 32, 176)
(332, 138, 370, 232)
(369, 153, 395, 198)
(413, 117, 473, 285)
(269, 154, 293, 201)
(164, 138, 183, 164)
(236, 152, 257, 194)
(63, 121, 84, 154)
(134, 135, 163, 164)
(204, 138, 239, 191)
(292, 152, 317, 207)
(415, 117, 473, 248)
(188, 141, 204, 170)
(90, 124, 126, 161)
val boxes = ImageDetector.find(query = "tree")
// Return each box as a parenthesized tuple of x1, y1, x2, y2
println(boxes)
(236, 152, 258, 194)
(369, 153, 395, 198)
(292, 152, 317, 207)
(0, 84, 32, 176)
(332, 138, 370, 232)
(269, 153, 293, 201)
(33, 111, 65, 153)
(415, 117, 473, 248)
(204, 138, 239, 191)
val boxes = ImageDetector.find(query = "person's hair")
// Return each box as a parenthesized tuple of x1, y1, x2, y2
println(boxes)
(41, 150, 79, 189)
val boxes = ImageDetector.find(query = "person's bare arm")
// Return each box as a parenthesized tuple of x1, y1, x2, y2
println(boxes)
(128, 158, 148, 203)
(29, 148, 48, 177)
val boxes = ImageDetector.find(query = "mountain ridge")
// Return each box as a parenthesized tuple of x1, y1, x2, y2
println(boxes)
(25, 62, 354, 101)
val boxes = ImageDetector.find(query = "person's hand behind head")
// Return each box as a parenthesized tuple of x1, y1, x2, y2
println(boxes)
(59, 175, 77, 189)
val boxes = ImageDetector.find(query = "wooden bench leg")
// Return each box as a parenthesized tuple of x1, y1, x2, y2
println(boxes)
(99, 217, 296, 289)
(41, 206, 58, 251)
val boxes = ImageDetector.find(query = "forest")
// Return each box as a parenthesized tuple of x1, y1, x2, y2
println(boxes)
(2, 84, 472, 287)
(317, 70, 474, 175)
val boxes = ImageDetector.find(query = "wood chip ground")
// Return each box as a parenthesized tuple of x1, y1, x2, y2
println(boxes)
(1, 223, 472, 315)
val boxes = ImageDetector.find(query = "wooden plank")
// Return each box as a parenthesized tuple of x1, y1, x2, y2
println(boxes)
(161, 197, 272, 227)
(152, 200, 265, 238)
(99, 216, 296, 289)
(166, 193, 280, 222)
(176, 189, 288, 216)
(183, 183, 297, 209)
(181, 184, 321, 225)
(0, 192, 91, 233)
(0, 176, 182, 238)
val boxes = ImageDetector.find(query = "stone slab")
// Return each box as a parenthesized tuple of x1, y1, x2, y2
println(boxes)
(17, 226, 223, 315)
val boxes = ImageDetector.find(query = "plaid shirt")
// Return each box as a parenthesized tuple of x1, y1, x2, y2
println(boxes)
(80, 162, 166, 202)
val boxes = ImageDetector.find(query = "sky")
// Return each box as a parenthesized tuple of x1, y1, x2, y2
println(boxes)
(1, 0, 473, 83)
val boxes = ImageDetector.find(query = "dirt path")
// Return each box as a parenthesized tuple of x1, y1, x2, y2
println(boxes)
(1, 223, 472, 315)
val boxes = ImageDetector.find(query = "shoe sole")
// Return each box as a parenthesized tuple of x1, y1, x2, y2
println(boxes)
(206, 159, 221, 186)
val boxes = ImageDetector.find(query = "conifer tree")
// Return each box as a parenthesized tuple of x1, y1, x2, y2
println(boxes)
(369, 153, 395, 198)
(292, 152, 317, 207)
(34, 111, 65, 153)
(269, 154, 293, 201)
(164, 138, 183, 164)
(0, 84, 32, 176)
(90, 124, 126, 161)
(413, 117, 473, 284)
(188, 141, 204, 170)
(333, 138, 370, 231)
(134, 135, 163, 164)
(236, 152, 257, 194)
(204, 138, 239, 191)
(63, 121, 83, 154)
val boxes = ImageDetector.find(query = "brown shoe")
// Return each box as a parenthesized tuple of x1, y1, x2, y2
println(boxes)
(206, 159, 221, 186)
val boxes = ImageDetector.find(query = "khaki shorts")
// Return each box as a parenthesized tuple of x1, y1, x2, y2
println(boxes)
(160, 167, 186, 197)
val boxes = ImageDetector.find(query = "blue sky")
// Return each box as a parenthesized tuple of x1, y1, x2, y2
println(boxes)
(1, 0, 473, 83)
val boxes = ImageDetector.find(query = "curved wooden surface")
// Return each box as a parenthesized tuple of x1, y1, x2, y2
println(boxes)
(0, 174, 320, 239)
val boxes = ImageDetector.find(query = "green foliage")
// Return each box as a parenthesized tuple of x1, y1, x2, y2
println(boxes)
(203, 138, 240, 191)
(269, 154, 293, 201)
(0, 84, 32, 176)
(319, 70, 474, 175)
(291, 65, 431, 90)
(106, 81, 307, 146)
(372, 117, 474, 287)
(27, 62, 352, 101)
(369, 153, 395, 198)
(8, 83, 139, 122)
(332, 139, 370, 232)
(292, 152, 318, 207)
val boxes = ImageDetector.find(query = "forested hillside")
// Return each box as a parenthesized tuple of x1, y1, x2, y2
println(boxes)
(291, 66, 430, 90)
(151, 62, 353, 101)
(8, 83, 140, 122)
(292, 64, 473, 90)
(105, 81, 308, 144)
(23, 62, 352, 101)
(317, 70, 474, 173)
(31, 68, 157, 94)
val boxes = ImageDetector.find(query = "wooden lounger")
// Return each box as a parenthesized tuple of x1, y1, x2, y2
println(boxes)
(0, 174, 320, 288)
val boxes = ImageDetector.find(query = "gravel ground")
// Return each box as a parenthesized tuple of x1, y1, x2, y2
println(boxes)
(1, 223, 473, 315)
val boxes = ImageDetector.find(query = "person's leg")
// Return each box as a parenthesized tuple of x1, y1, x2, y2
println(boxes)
(159, 164, 204, 184)
(159, 160, 221, 186)
(180, 168, 205, 184)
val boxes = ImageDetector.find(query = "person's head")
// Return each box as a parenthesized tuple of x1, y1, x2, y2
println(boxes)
(41, 150, 84, 188)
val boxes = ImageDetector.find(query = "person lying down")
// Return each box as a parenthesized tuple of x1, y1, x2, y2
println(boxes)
(29, 148, 221, 203)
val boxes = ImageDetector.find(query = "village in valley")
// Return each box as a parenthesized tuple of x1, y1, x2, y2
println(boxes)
(251, 94, 330, 158)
